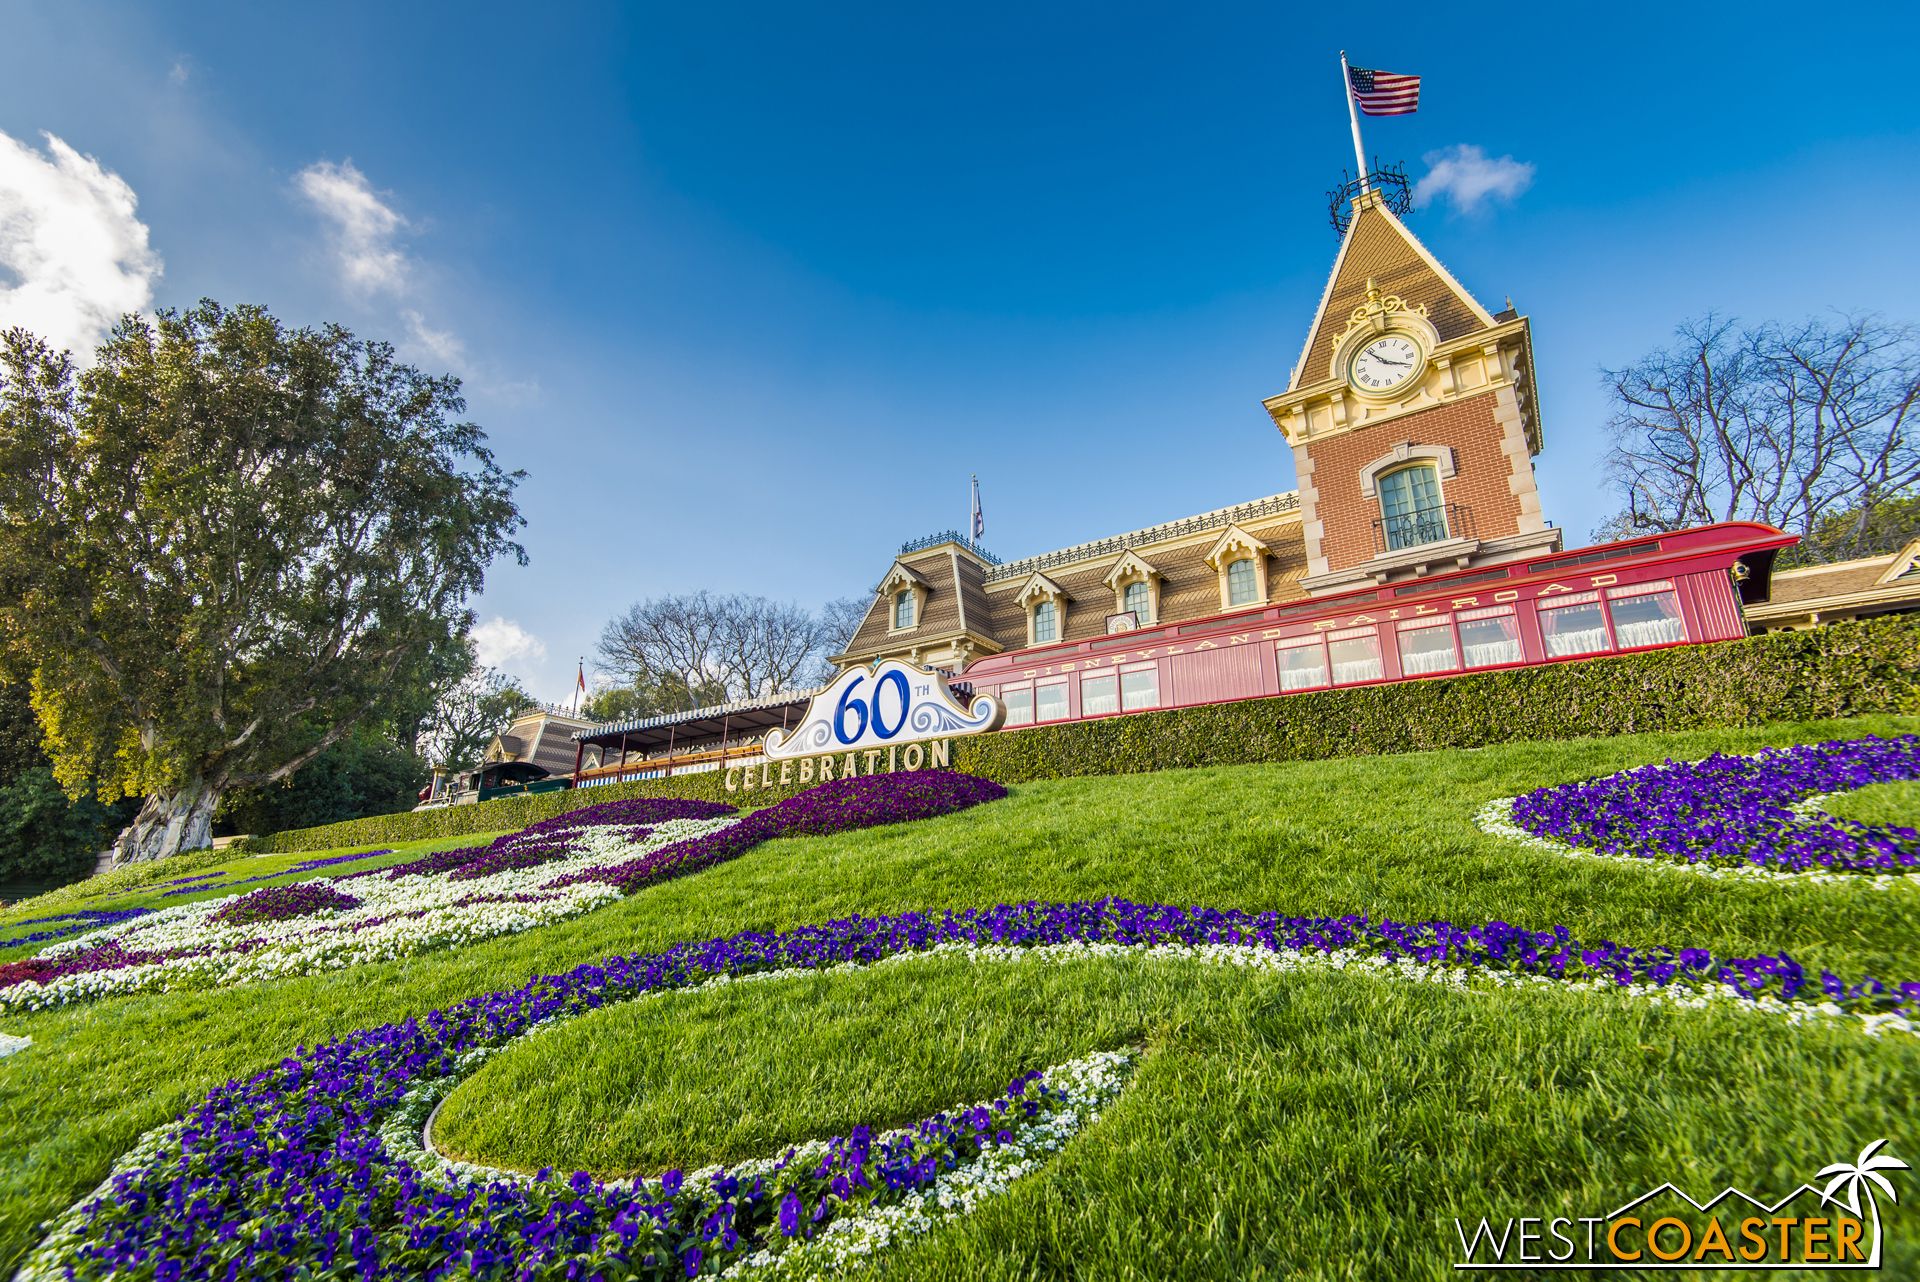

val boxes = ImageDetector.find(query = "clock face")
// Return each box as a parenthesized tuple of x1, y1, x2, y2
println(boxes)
(1350, 334, 1422, 393)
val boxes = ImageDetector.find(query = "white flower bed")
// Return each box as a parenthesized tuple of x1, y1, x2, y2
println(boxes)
(0, 816, 741, 1014)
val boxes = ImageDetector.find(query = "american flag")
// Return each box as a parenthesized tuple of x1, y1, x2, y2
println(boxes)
(1348, 66, 1420, 116)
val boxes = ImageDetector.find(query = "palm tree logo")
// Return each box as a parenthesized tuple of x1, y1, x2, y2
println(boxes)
(1817, 1138, 1909, 1267)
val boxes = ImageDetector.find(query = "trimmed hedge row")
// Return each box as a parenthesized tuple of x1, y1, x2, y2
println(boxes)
(250, 617, 1920, 853)
(952, 616, 1920, 782)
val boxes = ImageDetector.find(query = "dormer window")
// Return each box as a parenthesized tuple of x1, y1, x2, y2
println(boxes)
(1123, 580, 1150, 624)
(1014, 571, 1072, 648)
(879, 560, 933, 635)
(1203, 524, 1271, 613)
(1226, 558, 1260, 606)
(1378, 464, 1448, 550)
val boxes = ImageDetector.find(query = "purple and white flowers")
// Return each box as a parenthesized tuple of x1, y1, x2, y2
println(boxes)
(1500, 735, 1920, 879)
(17, 897, 1914, 1282)
(0, 776, 1011, 1013)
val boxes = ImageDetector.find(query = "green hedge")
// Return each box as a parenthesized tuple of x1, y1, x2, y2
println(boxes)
(251, 617, 1920, 853)
(952, 615, 1920, 782)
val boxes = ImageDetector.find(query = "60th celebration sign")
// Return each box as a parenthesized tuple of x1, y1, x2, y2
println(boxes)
(762, 659, 1004, 760)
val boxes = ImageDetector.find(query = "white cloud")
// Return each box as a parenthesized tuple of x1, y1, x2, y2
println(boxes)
(294, 159, 409, 296)
(1412, 144, 1535, 215)
(0, 129, 162, 357)
(472, 616, 547, 668)
(400, 308, 466, 367)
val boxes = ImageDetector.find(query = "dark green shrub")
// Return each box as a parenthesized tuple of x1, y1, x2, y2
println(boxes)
(250, 618, 1920, 853)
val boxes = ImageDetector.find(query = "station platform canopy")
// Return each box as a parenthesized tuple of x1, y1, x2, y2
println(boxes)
(570, 686, 824, 758)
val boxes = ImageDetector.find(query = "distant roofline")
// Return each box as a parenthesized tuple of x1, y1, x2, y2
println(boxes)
(980, 492, 1301, 585)
(572, 684, 826, 740)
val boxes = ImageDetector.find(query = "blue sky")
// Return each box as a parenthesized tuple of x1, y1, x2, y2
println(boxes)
(3, 1, 1917, 702)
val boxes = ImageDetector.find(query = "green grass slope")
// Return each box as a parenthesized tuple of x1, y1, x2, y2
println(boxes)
(1, 716, 1917, 1277)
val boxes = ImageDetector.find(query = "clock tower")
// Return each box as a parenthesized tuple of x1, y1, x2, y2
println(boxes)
(1264, 188, 1560, 595)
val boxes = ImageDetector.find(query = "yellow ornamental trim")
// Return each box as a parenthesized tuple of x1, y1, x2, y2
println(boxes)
(1330, 277, 1430, 355)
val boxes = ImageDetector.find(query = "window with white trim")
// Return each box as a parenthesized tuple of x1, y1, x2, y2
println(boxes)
(1081, 672, 1119, 716)
(1002, 682, 1034, 726)
(1033, 600, 1058, 643)
(1123, 580, 1150, 626)
(1120, 661, 1159, 711)
(1276, 636, 1329, 691)
(1327, 626, 1383, 685)
(1606, 581, 1686, 649)
(1538, 591, 1611, 657)
(1226, 558, 1260, 607)
(1378, 464, 1448, 550)
(1396, 617, 1459, 676)
(1457, 605, 1523, 668)
(893, 589, 914, 629)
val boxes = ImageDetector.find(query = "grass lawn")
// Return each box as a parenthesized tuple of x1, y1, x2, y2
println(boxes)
(3, 715, 1918, 1277)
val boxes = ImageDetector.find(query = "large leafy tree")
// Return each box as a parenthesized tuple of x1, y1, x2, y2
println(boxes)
(0, 302, 525, 863)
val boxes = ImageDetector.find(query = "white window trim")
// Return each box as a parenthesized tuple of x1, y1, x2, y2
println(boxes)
(878, 561, 933, 638)
(1015, 572, 1072, 647)
(1203, 523, 1271, 613)
(1102, 550, 1163, 626)
(1359, 443, 1455, 499)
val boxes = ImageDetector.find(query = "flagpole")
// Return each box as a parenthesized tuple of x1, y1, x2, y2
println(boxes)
(1340, 51, 1370, 194)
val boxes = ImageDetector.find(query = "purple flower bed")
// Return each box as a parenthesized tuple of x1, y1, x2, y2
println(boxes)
(1510, 735, 1920, 875)
(0, 937, 188, 991)
(0, 908, 153, 951)
(351, 799, 741, 886)
(210, 883, 363, 927)
(161, 872, 228, 887)
(549, 771, 1009, 896)
(44, 897, 1915, 1282)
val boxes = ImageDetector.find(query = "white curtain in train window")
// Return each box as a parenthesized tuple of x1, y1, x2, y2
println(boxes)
(1002, 684, 1035, 726)
(1396, 619, 1459, 675)
(1606, 581, 1687, 649)
(1276, 636, 1329, 690)
(1120, 662, 1160, 711)
(1035, 679, 1070, 722)
(1457, 605, 1523, 668)
(1081, 672, 1119, 715)
(1327, 627, 1383, 684)
(1538, 591, 1611, 657)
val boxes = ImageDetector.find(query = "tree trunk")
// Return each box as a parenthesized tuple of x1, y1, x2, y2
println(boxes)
(112, 777, 220, 866)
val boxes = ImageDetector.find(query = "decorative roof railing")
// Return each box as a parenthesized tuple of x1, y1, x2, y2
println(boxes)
(573, 684, 827, 740)
(898, 531, 1002, 565)
(981, 492, 1302, 584)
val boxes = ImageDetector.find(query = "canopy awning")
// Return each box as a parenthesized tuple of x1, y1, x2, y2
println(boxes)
(571, 686, 823, 754)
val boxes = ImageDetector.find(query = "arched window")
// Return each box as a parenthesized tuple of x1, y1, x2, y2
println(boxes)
(1033, 599, 1058, 643)
(1123, 580, 1150, 625)
(1226, 558, 1259, 606)
(1378, 464, 1447, 551)
(894, 588, 915, 629)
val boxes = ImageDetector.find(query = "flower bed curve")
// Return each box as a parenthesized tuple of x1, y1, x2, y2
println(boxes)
(0, 775, 1009, 1012)
(1506, 735, 1920, 877)
(16, 897, 1914, 1282)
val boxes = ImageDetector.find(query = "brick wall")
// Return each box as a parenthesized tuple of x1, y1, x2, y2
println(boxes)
(1304, 391, 1525, 574)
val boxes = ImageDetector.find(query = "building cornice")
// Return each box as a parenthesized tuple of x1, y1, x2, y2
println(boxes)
(1264, 317, 1539, 454)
